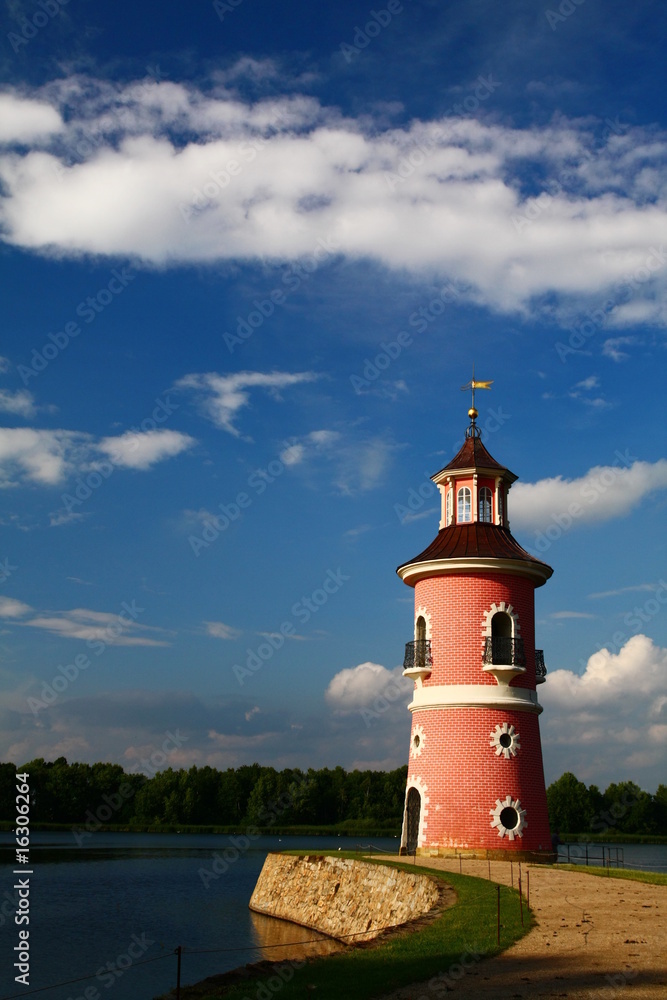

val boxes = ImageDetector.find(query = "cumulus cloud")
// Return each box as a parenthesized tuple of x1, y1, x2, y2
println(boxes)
(1, 77, 667, 325)
(325, 662, 411, 712)
(511, 457, 667, 533)
(541, 635, 667, 787)
(0, 389, 37, 418)
(0, 426, 194, 487)
(0, 93, 63, 143)
(177, 370, 319, 437)
(98, 429, 194, 469)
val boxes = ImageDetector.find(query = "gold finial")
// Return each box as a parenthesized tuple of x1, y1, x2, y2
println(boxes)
(461, 366, 492, 437)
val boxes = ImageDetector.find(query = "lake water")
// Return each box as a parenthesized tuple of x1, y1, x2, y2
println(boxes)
(0, 832, 665, 1000)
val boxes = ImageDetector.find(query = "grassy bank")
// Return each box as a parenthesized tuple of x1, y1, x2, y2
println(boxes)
(166, 852, 530, 1000)
(560, 832, 667, 844)
(554, 863, 667, 885)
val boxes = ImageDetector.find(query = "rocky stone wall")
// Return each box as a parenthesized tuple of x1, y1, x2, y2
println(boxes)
(249, 853, 443, 943)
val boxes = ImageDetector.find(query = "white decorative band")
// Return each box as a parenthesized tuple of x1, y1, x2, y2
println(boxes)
(408, 684, 542, 715)
(398, 556, 551, 587)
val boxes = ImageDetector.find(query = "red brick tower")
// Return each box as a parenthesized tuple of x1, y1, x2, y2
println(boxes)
(398, 389, 553, 860)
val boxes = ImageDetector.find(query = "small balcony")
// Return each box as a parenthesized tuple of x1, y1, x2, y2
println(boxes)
(483, 636, 526, 667)
(482, 636, 526, 684)
(535, 649, 547, 684)
(403, 639, 433, 680)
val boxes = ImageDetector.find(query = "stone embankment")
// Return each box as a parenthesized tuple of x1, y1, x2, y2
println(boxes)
(249, 853, 446, 943)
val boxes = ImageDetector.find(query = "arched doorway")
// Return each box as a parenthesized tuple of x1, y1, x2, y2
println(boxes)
(405, 787, 421, 854)
(491, 610, 512, 664)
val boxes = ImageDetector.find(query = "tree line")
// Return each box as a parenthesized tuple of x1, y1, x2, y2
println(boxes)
(0, 758, 407, 829)
(0, 758, 665, 835)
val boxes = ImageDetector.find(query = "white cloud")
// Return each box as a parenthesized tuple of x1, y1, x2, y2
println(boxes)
(0, 428, 89, 486)
(204, 621, 241, 640)
(550, 611, 596, 619)
(588, 583, 662, 599)
(0, 389, 37, 418)
(98, 429, 194, 469)
(0, 93, 63, 143)
(1, 78, 667, 325)
(279, 430, 341, 467)
(541, 636, 667, 787)
(602, 336, 637, 362)
(511, 458, 667, 533)
(177, 370, 319, 436)
(0, 596, 32, 618)
(0, 426, 195, 487)
(325, 662, 411, 712)
(22, 607, 171, 646)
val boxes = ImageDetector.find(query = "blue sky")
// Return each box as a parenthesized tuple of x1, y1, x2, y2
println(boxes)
(0, 0, 665, 791)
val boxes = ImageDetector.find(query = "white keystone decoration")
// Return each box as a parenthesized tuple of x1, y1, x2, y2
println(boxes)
(490, 795, 527, 840)
(411, 724, 426, 758)
(415, 606, 432, 638)
(489, 722, 521, 759)
(481, 601, 521, 638)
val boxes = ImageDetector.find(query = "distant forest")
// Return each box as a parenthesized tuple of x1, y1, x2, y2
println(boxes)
(1, 759, 665, 836)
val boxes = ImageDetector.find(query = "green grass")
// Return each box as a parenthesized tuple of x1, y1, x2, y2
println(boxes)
(175, 852, 532, 1000)
(553, 863, 667, 885)
(560, 832, 667, 844)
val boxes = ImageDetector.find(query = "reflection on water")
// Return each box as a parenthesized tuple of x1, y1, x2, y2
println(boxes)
(249, 910, 344, 960)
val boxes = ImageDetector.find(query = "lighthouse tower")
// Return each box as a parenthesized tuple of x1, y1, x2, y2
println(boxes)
(398, 387, 553, 860)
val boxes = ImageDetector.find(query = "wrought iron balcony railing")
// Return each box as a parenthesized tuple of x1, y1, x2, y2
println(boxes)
(535, 649, 547, 680)
(403, 639, 433, 672)
(483, 636, 526, 667)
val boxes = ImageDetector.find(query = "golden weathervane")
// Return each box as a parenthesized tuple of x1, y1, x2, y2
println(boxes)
(460, 367, 493, 423)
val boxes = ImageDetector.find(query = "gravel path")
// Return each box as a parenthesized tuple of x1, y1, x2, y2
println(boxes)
(375, 857, 666, 1000)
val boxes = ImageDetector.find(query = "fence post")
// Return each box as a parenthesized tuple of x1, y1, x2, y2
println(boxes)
(175, 945, 182, 1000)
(527, 869, 530, 909)
(511, 861, 513, 886)
(518, 870, 524, 926)
(496, 884, 500, 945)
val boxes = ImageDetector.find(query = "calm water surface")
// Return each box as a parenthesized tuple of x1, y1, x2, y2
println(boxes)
(0, 833, 664, 1000)
(0, 833, 397, 1000)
